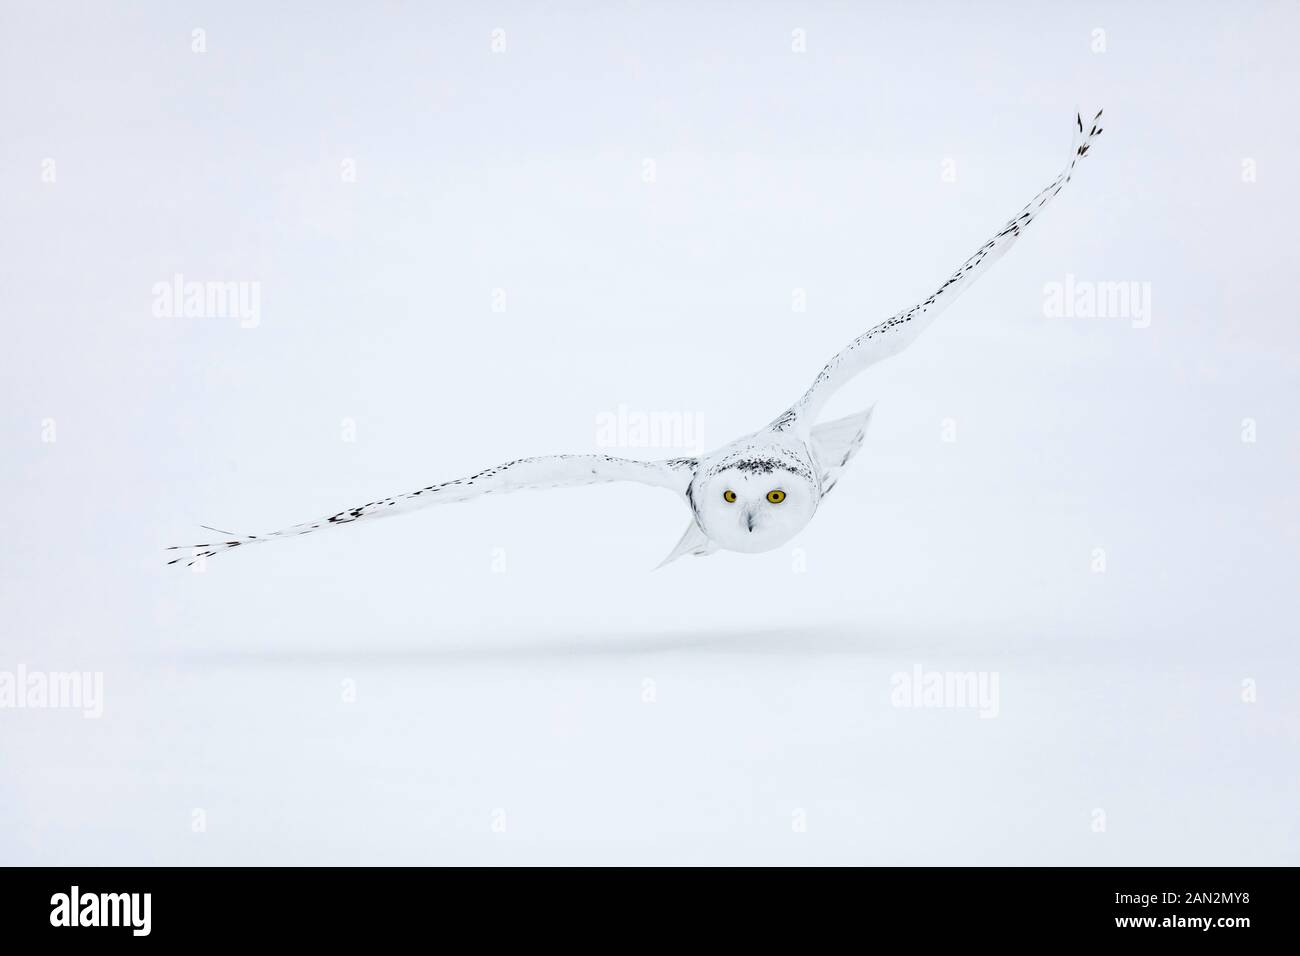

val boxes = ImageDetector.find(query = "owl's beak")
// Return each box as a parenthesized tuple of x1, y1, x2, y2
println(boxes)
(745, 510, 756, 533)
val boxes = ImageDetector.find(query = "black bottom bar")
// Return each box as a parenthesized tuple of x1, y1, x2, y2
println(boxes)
(0, 866, 1286, 943)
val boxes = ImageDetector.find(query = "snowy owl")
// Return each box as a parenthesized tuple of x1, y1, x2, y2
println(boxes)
(169, 112, 1103, 569)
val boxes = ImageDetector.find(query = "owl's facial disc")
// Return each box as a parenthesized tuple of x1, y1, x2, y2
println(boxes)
(694, 467, 817, 554)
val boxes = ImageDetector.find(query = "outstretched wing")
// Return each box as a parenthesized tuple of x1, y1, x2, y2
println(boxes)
(810, 406, 875, 497)
(167, 453, 696, 567)
(779, 110, 1103, 430)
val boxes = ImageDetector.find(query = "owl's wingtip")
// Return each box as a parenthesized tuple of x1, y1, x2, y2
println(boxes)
(655, 521, 718, 568)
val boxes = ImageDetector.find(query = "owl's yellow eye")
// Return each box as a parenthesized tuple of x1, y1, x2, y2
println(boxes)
(767, 489, 786, 504)
(723, 489, 738, 503)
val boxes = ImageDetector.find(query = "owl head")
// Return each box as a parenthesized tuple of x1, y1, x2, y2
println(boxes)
(690, 449, 819, 553)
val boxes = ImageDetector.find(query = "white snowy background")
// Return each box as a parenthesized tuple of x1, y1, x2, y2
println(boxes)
(2, 1, 1298, 865)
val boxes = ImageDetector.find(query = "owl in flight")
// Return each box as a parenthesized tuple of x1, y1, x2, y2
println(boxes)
(170, 112, 1103, 569)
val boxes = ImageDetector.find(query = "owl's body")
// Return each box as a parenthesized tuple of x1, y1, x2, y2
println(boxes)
(169, 112, 1102, 570)
(673, 415, 863, 559)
